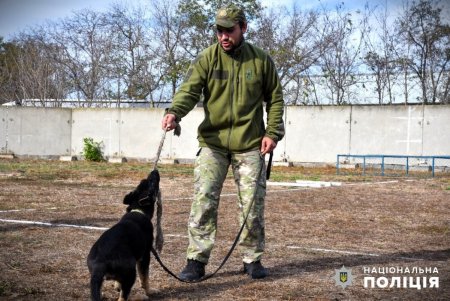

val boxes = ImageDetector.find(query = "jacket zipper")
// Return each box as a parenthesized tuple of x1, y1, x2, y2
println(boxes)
(227, 55, 235, 151)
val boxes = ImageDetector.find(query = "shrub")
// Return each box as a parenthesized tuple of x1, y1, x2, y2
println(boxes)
(82, 137, 105, 162)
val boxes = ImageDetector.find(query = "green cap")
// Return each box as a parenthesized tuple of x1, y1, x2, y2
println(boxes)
(215, 4, 246, 28)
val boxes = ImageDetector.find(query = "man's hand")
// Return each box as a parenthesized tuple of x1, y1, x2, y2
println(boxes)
(260, 136, 277, 155)
(162, 113, 177, 131)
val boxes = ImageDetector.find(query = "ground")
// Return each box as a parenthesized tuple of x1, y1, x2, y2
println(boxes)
(0, 159, 449, 300)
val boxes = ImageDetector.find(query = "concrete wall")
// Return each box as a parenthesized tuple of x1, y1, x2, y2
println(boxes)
(423, 105, 450, 156)
(69, 108, 202, 161)
(350, 105, 425, 156)
(282, 106, 351, 163)
(1, 105, 449, 163)
(0, 107, 72, 157)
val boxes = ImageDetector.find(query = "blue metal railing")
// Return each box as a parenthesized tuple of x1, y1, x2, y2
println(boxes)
(336, 154, 450, 177)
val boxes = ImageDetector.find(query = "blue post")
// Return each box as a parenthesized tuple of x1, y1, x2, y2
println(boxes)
(336, 155, 340, 175)
(363, 156, 366, 176)
(432, 157, 435, 177)
(406, 157, 409, 175)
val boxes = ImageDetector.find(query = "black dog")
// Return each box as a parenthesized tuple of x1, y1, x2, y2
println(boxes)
(87, 170, 163, 301)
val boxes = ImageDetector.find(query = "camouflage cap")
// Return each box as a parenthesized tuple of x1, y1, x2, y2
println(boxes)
(215, 4, 246, 28)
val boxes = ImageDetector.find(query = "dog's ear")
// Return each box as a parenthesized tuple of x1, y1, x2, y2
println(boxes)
(123, 192, 133, 205)
(124, 179, 146, 205)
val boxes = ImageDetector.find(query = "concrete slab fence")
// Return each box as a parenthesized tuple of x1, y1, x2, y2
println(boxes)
(1, 105, 449, 164)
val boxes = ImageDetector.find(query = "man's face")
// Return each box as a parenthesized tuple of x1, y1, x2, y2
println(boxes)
(216, 23, 247, 52)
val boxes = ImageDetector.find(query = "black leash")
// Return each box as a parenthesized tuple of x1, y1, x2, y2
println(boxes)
(151, 200, 251, 283)
(266, 151, 273, 180)
(151, 150, 266, 283)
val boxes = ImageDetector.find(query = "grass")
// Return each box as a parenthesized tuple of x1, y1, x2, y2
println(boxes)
(0, 159, 337, 183)
(2, 159, 449, 185)
(2, 159, 449, 189)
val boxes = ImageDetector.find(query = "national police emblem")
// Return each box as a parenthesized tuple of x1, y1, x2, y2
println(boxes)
(334, 265, 353, 289)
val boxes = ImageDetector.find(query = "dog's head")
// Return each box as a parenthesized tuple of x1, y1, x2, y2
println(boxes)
(123, 170, 160, 216)
(122, 169, 164, 253)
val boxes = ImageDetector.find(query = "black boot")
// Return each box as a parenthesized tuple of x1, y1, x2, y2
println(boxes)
(179, 259, 206, 281)
(243, 261, 268, 279)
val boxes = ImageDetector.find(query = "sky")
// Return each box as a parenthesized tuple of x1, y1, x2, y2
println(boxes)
(0, 0, 447, 40)
(0, 0, 132, 39)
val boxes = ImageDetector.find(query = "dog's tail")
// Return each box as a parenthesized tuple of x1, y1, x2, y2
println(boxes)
(90, 268, 105, 301)
(155, 190, 164, 253)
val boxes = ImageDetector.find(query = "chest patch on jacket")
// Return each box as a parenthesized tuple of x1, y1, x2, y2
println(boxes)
(245, 69, 253, 81)
(212, 70, 229, 80)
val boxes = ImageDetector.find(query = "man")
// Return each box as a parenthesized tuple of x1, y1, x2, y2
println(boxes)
(161, 4, 284, 281)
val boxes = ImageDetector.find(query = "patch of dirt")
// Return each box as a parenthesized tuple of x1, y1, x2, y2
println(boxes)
(0, 160, 449, 300)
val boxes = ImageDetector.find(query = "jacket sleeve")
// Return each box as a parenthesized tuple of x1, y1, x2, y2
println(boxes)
(166, 53, 208, 121)
(263, 55, 285, 142)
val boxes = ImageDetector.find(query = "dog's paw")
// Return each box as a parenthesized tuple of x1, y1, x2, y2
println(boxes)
(128, 292, 151, 300)
(114, 281, 121, 292)
(140, 282, 151, 297)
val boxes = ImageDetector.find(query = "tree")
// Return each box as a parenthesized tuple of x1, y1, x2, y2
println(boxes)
(14, 39, 65, 105)
(0, 35, 68, 105)
(398, 0, 450, 104)
(46, 9, 112, 103)
(319, 3, 372, 105)
(176, 0, 263, 57)
(0, 38, 20, 104)
(105, 3, 165, 105)
(252, 4, 339, 105)
(363, 3, 402, 105)
(2, 0, 450, 106)
(149, 0, 189, 99)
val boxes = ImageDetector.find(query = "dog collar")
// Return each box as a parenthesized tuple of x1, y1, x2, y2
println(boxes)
(130, 209, 145, 215)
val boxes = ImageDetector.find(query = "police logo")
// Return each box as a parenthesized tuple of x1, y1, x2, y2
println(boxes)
(334, 265, 353, 289)
(340, 271, 348, 283)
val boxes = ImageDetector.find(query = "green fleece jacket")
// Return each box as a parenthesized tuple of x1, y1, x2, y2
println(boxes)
(167, 41, 285, 153)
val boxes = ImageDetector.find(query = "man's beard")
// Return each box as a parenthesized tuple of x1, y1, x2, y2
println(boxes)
(221, 33, 245, 53)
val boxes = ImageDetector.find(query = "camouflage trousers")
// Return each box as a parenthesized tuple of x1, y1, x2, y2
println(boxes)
(186, 147, 266, 264)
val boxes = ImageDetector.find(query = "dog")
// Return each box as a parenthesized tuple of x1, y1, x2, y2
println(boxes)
(87, 170, 163, 301)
